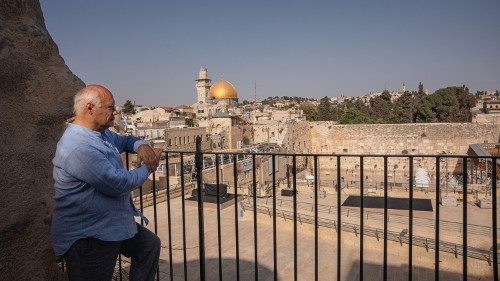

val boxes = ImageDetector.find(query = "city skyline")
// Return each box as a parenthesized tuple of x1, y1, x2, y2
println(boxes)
(41, 0, 500, 106)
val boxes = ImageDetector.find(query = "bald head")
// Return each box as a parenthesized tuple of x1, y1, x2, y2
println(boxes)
(72, 84, 118, 131)
(73, 84, 113, 116)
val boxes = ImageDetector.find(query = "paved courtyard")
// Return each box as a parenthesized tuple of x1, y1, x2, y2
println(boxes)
(128, 184, 497, 281)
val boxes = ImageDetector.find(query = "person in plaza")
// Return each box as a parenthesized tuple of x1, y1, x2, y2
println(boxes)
(51, 84, 161, 281)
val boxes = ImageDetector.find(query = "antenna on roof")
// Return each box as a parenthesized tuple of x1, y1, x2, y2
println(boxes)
(254, 81, 257, 103)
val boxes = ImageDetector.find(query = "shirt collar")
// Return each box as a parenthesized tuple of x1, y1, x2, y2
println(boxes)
(67, 123, 103, 139)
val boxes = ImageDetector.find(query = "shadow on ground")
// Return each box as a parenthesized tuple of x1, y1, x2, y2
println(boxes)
(346, 260, 493, 281)
(116, 257, 274, 281)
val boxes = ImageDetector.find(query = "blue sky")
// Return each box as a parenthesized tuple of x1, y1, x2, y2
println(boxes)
(40, 0, 500, 107)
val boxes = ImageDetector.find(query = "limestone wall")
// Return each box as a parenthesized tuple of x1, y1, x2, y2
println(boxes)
(230, 125, 252, 148)
(283, 121, 314, 152)
(0, 1, 85, 279)
(251, 123, 288, 145)
(283, 122, 499, 183)
(473, 113, 500, 125)
(307, 122, 499, 155)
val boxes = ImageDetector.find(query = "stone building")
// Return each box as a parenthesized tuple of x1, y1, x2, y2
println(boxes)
(164, 127, 211, 151)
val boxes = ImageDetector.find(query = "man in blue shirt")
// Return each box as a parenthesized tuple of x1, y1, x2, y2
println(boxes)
(52, 84, 161, 281)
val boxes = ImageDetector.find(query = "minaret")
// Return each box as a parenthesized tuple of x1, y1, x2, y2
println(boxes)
(196, 67, 211, 103)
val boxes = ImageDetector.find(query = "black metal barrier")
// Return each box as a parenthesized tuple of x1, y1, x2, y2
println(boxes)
(112, 137, 498, 281)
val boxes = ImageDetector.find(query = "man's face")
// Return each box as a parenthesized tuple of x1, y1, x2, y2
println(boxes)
(92, 91, 118, 131)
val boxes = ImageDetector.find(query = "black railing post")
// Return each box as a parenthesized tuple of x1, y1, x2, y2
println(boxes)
(435, 157, 441, 281)
(152, 171, 159, 280)
(293, 155, 298, 281)
(252, 154, 258, 281)
(314, 156, 319, 281)
(166, 154, 174, 281)
(409, 157, 414, 281)
(120, 152, 130, 281)
(215, 154, 223, 281)
(337, 156, 342, 281)
(272, 155, 278, 281)
(383, 156, 388, 281)
(360, 156, 364, 281)
(195, 137, 206, 281)
(492, 157, 498, 281)
(232, 154, 240, 281)
(462, 157, 468, 281)
(181, 153, 187, 280)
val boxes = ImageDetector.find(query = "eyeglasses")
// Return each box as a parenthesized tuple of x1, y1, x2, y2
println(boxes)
(98, 105, 117, 112)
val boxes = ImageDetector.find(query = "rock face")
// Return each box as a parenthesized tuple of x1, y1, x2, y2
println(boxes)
(0, 1, 84, 279)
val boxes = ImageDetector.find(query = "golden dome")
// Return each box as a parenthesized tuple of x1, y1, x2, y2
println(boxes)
(209, 79, 238, 100)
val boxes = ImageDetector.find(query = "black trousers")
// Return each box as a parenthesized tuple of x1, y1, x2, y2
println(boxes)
(63, 223, 161, 281)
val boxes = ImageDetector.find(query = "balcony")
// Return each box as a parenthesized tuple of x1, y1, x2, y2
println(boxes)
(64, 138, 499, 280)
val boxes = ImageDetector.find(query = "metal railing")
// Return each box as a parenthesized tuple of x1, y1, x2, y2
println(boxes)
(113, 137, 498, 281)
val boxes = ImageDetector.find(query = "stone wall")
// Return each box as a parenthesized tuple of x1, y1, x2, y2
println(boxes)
(0, 1, 85, 279)
(473, 113, 500, 125)
(283, 122, 499, 183)
(283, 121, 313, 152)
(230, 125, 254, 148)
(251, 123, 288, 145)
(307, 122, 498, 155)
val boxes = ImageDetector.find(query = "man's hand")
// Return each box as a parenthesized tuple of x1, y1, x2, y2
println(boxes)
(137, 145, 161, 173)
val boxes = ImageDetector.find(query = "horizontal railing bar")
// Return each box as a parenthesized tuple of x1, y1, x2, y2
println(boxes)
(241, 199, 497, 262)
(255, 197, 494, 236)
(161, 150, 476, 158)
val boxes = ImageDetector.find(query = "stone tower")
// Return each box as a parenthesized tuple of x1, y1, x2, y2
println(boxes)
(196, 66, 211, 104)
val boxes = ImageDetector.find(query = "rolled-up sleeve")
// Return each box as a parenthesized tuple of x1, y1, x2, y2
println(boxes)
(133, 139, 148, 152)
(65, 147, 149, 197)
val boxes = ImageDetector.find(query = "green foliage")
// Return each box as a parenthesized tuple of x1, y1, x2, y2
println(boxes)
(369, 90, 394, 123)
(315, 84, 476, 124)
(250, 84, 477, 124)
(339, 108, 369, 124)
(394, 92, 415, 123)
(299, 102, 318, 121)
(122, 100, 135, 114)
(317, 96, 334, 121)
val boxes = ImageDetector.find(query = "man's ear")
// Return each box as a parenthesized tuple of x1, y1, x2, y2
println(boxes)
(87, 103, 94, 114)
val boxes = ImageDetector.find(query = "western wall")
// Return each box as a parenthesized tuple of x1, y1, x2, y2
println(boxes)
(306, 122, 498, 155)
(282, 122, 499, 184)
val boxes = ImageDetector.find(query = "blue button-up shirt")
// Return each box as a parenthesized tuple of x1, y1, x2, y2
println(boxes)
(51, 123, 149, 256)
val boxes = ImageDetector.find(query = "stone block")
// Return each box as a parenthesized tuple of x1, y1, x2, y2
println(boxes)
(441, 195, 457, 206)
(478, 198, 492, 209)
